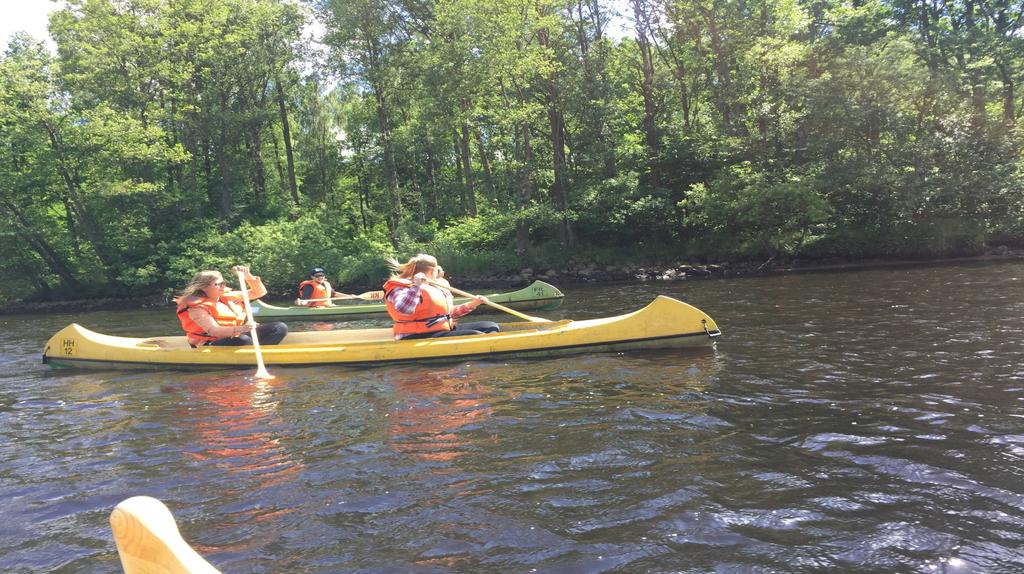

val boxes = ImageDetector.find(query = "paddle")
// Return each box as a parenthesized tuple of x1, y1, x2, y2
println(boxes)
(429, 280, 550, 322)
(297, 290, 383, 304)
(110, 496, 221, 574)
(237, 270, 273, 380)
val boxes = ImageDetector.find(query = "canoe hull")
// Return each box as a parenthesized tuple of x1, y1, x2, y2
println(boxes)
(252, 280, 564, 319)
(42, 296, 720, 370)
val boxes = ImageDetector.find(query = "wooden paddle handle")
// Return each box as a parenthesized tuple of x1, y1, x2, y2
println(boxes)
(428, 280, 539, 322)
(110, 496, 221, 574)
(298, 295, 352, 303)
(300, 291, 383, 303)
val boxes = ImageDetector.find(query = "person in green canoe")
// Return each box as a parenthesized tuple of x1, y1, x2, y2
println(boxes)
(295, 267, 349, 307)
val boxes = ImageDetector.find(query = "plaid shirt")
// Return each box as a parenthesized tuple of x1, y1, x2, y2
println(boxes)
(387, 284, 474, 319)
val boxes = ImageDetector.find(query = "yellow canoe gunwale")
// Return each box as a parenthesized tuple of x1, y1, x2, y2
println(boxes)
(42, 296, 721, 371)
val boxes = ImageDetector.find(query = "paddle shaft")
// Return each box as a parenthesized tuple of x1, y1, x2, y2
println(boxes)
(237, 271, 273, 379)
(428, 280, 546, 322)
(299, 290, 382, 303)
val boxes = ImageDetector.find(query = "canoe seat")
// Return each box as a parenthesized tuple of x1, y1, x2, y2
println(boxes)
(139, 338, 188, 349)
(503, 320, 572, 332)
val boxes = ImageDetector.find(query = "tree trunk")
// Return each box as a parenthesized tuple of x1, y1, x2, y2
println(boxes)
(43, 121, 116, 274)
(996, 61, 1015, 124)
(548, 97, 574, 248)
(355, 156, 369, 232)
(275, 76, 299, 204)
(1, 199, 83, 290)
(374, 88, 401, 248)
(514, 121, 533, 256)
(576, 0, 589, 56)
(918, 0, 939, 74)
(589, 0, 617, 178)
(538, 28, 576, 249)
(452, 132, 466, 211)
(425, 146, 439, 222)
(702, 7, 734, 132)
(201, 136, 214, 214)
(459, 123, 477, 216)
(473, 126, 495, 199)
(964, 0, 987, 121)
(216, 125, 232, 220)
(632, 0, 660, 155)
(246, 126, 267, 207)
(271, 131, 286, 189)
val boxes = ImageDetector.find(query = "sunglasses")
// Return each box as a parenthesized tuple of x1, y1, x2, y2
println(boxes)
(313, 274, 326, 279)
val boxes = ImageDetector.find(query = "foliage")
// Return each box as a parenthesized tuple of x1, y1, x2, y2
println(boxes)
(684, 164, 832, 258)
(160, 211, 394, 293)
(432, 211, 517, 252)
(575, 172, 669, 245)
(3, 0, 1024, 304)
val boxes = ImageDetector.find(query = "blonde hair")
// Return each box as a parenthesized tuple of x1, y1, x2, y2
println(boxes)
(386, 254, 438, 279)
(175, 270, 225, 309)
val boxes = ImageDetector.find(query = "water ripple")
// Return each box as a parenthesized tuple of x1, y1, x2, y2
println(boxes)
(4, 262, 1024, 571)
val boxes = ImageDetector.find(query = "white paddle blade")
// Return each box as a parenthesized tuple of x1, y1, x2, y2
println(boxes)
(236, 270, 274, 380)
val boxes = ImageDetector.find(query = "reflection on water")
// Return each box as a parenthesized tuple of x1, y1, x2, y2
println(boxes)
(180, 375, 303, 489)
(176, 374, 304, 557)
(2, 260, 1024, 572)
(386, 366, 496, 463)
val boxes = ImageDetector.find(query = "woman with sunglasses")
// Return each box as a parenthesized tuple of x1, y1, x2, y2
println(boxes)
(175, 265, 288, 348)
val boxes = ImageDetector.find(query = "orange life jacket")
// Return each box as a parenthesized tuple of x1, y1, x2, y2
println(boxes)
(298, 279, 332, 307)
(177, 293, 247, 345)
(383, 277, 454, 337)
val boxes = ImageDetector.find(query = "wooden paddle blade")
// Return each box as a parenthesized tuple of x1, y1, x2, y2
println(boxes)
(299, 291, 381, 303)
(110, 496, 221, 574)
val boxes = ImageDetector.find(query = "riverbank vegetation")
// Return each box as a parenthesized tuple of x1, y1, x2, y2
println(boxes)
(1, 0, 1022, 303)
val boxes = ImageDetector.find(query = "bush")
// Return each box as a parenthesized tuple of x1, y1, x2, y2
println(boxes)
(430, 206, 564, 254)
(683, 163, 832, 259)
(163, 210, 395, 295)
(575, 171, 705, 246)
(432, 211, 517, 252)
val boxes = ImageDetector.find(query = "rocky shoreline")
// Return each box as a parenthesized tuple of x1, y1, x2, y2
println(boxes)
(3, 249, 1022, 316)
(445, 246, 1024, 288)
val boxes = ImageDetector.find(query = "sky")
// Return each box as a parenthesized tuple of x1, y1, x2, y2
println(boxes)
(0, 0, 63, 50)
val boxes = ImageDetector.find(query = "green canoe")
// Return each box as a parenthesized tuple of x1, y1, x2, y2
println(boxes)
(250, 280, 564, 320)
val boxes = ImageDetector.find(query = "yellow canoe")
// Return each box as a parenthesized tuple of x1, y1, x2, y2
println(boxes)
(42, 296, 720, 370)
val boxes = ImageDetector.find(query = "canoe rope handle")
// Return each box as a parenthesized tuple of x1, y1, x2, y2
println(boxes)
(702, 320, 720, 338)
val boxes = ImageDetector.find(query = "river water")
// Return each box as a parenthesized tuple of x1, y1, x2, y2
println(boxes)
(2, 261, 1023, 573)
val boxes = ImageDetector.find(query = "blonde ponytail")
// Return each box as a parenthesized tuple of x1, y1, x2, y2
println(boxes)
(387, 254, 438, 279)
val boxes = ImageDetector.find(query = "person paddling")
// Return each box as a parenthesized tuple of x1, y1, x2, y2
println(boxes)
(383, 254, 499, 340)
(295, 267, 350, 307)
(176, 266, 288, 348)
